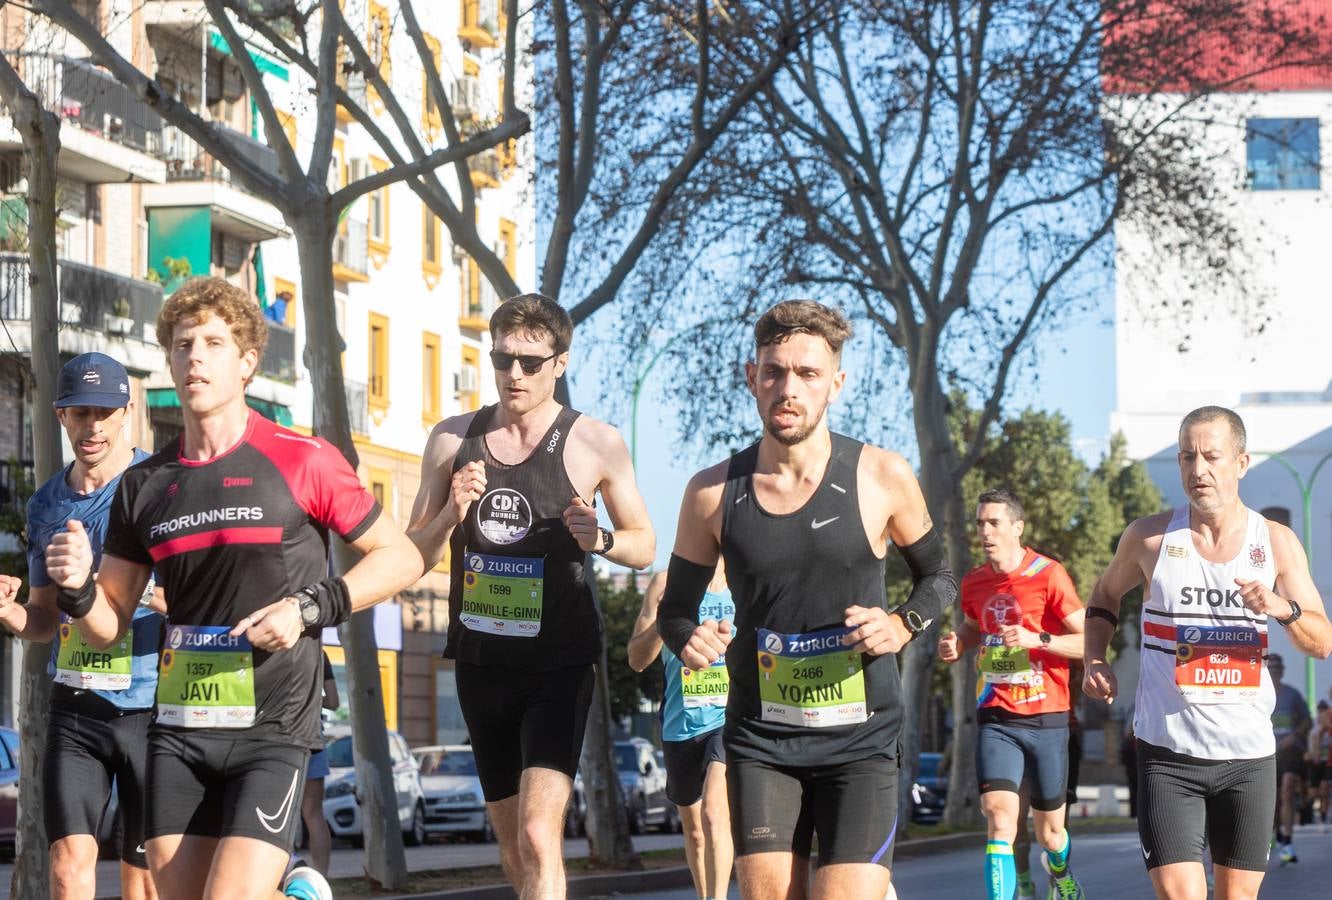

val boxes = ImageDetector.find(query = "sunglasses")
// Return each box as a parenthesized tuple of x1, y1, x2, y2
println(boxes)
(489, 350, 559, 375)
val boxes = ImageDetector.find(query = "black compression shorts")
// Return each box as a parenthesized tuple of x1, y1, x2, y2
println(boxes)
(43, 690, 152, 868)
(728, 753, 897, 866)
(147, 729, 309, 851)
(456, 662, 594, 802)
(1137, 740, 1275, 872)
(663, 728, 726, 807)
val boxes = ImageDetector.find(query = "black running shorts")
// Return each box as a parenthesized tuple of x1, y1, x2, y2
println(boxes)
(1137, 740, 1275, 872)
(43, 690, 152, 868)
(728, 753, 898, 867)
(456, 662, 594, 802)
(662, 728, 725, 806)
(147, 729, 310, 851)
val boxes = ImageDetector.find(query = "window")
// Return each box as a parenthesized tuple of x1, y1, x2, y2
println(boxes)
(1261, 506, 1292, 527)
(433, 662, 468, 744)
(368, 466, 393, 516)
(461, 257, 482, 318)
(459, 345, 481, 412)
(367, 2, 392, 86)
(368, 156, 390, 264)
(498, 218, 517, 277)
(369, 312, 389, 410)
(272, 277, 297, 328)
(422, 331, 442, 420)
(1246, 118, 1320, 190)
(422, 205, 442, 284)
(422, 33, 443, 137)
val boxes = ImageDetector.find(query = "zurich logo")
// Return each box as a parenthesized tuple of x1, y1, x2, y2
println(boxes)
(1183, 627, 1202, 643)
(169, 628, 183, 649)
(469, 556, 485, 572)
(763, 633, 783, 654)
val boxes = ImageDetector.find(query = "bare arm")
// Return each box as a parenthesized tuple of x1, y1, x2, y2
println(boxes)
(405, 418, 471, 570)
(71, 556, 154, 650)
(344, 511, 427, 613)
(1248, 522, 1332, 659)
(954, 616, 982, 651)
(576, 424, 655, 570)
(1083, 515, 1162, 703)
(628, 572, 667, 672)
(0, 582, 60, 643)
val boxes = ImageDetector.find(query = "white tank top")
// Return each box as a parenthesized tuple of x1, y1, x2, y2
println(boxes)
(1133, 506, 1276, 760)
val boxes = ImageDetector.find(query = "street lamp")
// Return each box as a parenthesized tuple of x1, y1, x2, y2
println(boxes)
(629, 318, 729, 467)
(1252, 448, 1332, 715)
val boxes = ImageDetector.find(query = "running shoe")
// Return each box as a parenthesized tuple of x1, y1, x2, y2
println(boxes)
(1040, 855, 1084, 900)
(283, 865, 334, 900)
(1016, 873, 1038, 900)
(1279, 842, 1297, 864)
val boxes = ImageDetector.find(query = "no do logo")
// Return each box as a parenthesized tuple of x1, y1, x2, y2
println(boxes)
(477, 488, 533, 544)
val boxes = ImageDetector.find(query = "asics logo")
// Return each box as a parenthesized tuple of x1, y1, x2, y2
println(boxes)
(811, 517, 839, 530)
(256, 768, 301, 834)
(1142, 847, 1151, 860)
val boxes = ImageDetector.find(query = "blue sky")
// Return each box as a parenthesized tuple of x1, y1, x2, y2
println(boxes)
(570, 292, 1117, 570)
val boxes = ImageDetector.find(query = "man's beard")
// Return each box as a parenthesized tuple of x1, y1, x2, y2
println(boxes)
(763, 402, 826, 446)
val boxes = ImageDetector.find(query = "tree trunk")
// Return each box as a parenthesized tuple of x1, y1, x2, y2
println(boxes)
(292, 214, 407, 890)
(0, 61, 63, 899)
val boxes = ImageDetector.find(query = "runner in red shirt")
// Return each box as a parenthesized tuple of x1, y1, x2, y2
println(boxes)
(939, 488, 1086, 899)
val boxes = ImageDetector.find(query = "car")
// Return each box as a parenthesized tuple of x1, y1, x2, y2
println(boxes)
(412, 745, 491, 842)
(911, 751, 947, 824)
(614, 738, 676, 834)
(322, 727, 427, 847)
(0, 727, 18, 850)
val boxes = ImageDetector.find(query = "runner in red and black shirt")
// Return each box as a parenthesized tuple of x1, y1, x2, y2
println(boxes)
(44, 278, 424, 900)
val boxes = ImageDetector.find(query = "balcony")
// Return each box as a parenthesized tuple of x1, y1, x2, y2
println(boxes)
(459, 275, 499, 332)
(259, 321, 296, 384)
(458, 0, 501, 49)
(332, 219, 369, 283)
(0, 252, 163, 342)
(142, 125, 288, 242)
(345, 379, 369, 435)
(469, 150, 501, 190)
(0, 54, 165, 184)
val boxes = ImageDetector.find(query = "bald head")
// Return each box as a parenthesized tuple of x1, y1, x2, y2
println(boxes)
(1179, 406, 1247, 455)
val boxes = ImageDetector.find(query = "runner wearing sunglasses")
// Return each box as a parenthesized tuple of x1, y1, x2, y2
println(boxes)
(407, 293, 655, 899)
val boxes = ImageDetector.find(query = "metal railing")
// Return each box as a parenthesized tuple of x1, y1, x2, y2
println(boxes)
(345, 379, 369, 434)
(333, 219, 368, 277)
(161, 124, 281, 189)
(470, 150, 501, 184)
(12, 53, 163, 155)
(0, 252, 164, 340)
(260, 321, 296, 384)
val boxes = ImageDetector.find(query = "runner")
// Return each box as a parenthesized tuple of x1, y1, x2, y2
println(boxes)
(628, 560, 735, 900)
(42, 277, 424, 900)
(1313, 700, 1332, 825)
(406, 293, 654, 899)
(297, 652, 340, 875)
(938, 489, 1086, 900)
(1083, 405, 1332, 900)
(0, 353, 162, 900)
(656, 300, 956, 899)
(1268, 653, 1311, 862)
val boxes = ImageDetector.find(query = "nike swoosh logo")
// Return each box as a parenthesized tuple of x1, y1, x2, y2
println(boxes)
(136, 844, 146, 854)
(256, 767, 301, 834)
(811, 517, 839, 529)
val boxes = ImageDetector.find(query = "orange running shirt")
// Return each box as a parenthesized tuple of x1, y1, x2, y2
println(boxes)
(960, 549, 1083, 716)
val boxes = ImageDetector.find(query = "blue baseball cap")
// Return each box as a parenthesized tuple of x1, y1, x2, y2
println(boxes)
(54, 352, 131, 409)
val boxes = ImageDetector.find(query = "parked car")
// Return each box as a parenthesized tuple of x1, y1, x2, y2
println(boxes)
(565, 772, 587, 838)
(911, 751, 947, 824)
(0, 727, 19, 851)
(323, 727, 427, 847)
(412, 745, 490, 842)
(614, 739, 676, 834)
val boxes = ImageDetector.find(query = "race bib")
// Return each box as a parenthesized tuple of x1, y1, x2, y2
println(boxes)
(979, 636, 1035, 684)
(682, 659, 729, 708)
(54, 620, 132, 690)
(756, 627, 867, 728)
(1174, 624, 1264, 704)
(156, 625, 255, 728)
(460, 552, 544, 637)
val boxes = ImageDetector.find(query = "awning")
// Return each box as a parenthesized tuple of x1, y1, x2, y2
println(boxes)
(147, 387, 293, 427)
(208, 29, 290, 81)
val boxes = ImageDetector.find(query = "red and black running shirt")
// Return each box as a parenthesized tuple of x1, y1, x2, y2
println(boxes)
(103, 409, 380, 748)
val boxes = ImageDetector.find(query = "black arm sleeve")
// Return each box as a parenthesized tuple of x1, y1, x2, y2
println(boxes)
(657, 554, 716, 658)
(895, 529, 957, 625)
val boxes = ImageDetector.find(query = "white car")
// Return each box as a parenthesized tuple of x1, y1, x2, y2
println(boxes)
(412, 744, 492, 842)
(322, 727, 427, 847)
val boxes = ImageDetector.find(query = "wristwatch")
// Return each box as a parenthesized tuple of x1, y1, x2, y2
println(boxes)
(596, 527, 615, 556)
(897, 609, 930, 641)
(295, 588, 321, 627)
(1039, 631, 1052, 647)
(1277, 599, 1302, 627)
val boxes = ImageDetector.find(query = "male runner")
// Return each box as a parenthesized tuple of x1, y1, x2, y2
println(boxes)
(656, 300, 956, 900)
(43, 277, 424, 900)
(0, 353, 161, 900)
(1083, 405, 1332, 900)
(628, 560, 735, 900)
(1267, 653, 1310, 862)
(406, 293, 654, 899)
(938, 489, 1085, 900)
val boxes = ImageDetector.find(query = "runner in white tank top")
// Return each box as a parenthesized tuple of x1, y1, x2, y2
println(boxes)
(1080, 406, 1332, 900)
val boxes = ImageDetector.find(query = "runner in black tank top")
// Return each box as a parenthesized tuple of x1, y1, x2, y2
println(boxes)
(407, 294, 654, 900)
(657, 301, 956, 900)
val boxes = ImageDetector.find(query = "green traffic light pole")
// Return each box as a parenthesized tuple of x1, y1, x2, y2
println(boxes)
(1254, 448, 1332, 715)
(629, 318, 727, 467)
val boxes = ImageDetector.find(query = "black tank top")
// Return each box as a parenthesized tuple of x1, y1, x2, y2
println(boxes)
(720, 433, 898, 766)
(444, 404, 602, 669)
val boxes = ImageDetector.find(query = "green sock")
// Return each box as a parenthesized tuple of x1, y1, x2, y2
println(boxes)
(1045, 828, 1071, 874)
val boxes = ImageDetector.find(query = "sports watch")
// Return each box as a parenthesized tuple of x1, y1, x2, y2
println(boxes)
(596, 527, 615, 556)
(295, 588, 322, 627)
(1277, 599, 1302, 627)
(897, 609, 930, 641)
(1039, 631, 1052, 646)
